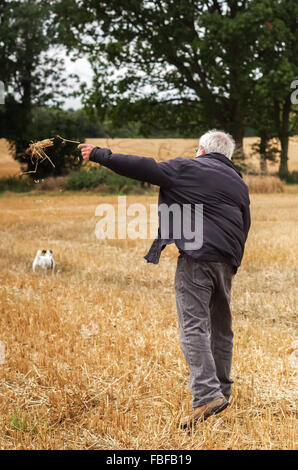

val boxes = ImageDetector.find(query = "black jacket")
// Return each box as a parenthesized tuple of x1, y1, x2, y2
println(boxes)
(89, 148, 251, 273)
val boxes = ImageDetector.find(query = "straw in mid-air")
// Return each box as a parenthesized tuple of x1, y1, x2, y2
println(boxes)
(21, 135, 80, 176)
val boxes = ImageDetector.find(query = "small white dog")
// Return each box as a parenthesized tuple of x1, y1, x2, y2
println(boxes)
(32, 249, 55, 273)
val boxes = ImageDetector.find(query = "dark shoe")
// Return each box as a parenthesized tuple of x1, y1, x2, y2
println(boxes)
(179, 397, 229, 429)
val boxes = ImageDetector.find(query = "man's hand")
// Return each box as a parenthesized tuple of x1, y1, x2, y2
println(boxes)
(78, 143, 96, 160)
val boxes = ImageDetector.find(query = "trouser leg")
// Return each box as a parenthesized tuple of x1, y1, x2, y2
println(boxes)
(174, 254, 224, 408)
(210, 264, 234, 398)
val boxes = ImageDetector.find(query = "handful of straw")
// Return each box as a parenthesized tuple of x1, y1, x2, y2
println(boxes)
(24, 138, 55, 175)
(21, 135, 80, 176)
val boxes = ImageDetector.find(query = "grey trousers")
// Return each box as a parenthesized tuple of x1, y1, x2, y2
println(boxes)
(174, 252, 235, 408)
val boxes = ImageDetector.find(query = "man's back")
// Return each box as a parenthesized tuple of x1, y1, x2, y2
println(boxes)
(87, 146, 250, 272)
(145, 152, 251, 272)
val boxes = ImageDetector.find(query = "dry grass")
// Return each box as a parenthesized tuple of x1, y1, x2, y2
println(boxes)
(22, 139, 56, 175)
(0, 139, 20, 178)
(86, 136, 298, 172)
(0, 188, 297, 450)
(244, 175, 285, 193)
(1, 137, 298, 179)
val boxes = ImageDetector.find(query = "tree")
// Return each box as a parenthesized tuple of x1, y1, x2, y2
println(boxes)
(248, 0, 298, 177)
(0, 0, 82, 176)
(59, 0, 264, 156)
(58, 0, 298, 172)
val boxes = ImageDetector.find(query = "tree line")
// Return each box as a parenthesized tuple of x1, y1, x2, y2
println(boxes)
(0, 0, 297, 179)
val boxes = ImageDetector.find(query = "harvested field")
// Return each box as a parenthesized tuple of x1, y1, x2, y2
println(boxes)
(86, 136, 298, 172)
(0, 139, 20, 178)
(1, 137, 298, 179)
(0, 188, 297, 449)
(243, 175, 285, 193)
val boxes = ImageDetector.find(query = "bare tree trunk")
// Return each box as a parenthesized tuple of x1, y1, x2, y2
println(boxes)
(279, 134, 289, 178)
(259, 135, 268, 175)
(230, 102, 245, 160)
(278, 95, 291, 178)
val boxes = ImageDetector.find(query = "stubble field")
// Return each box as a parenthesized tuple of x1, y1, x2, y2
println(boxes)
(0, 187, 297, 450)
(1, 136, 298, 177)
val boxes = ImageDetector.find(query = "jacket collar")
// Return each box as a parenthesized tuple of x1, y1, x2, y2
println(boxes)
(195, 152, 243, 178)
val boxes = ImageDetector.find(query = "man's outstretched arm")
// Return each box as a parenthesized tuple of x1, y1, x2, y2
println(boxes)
(78, 144, 175, 189)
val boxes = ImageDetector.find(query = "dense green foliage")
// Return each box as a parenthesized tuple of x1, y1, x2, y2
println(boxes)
(59, 0, 298, 173)
(0, 0, 297, 178)
(0, 167, 147, 194)
(64, 167, 144, 192)
(0, 0, 84, 176)
(0, 175, 33, 193)
(283, 171, 298, 184)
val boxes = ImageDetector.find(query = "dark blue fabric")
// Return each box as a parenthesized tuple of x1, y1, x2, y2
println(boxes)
(89, 148, 251, 273)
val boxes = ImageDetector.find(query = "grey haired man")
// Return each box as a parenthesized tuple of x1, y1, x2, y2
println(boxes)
(78, 129, 251, 428)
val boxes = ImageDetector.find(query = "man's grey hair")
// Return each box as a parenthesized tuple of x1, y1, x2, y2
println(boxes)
(198, 129, 235, 160)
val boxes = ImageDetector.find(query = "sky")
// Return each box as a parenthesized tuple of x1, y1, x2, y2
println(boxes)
(62, 53, 94, 110)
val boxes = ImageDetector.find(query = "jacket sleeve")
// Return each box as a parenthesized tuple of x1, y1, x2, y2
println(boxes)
(89, 147, 176, 189)
(241, 199, 251, 242)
